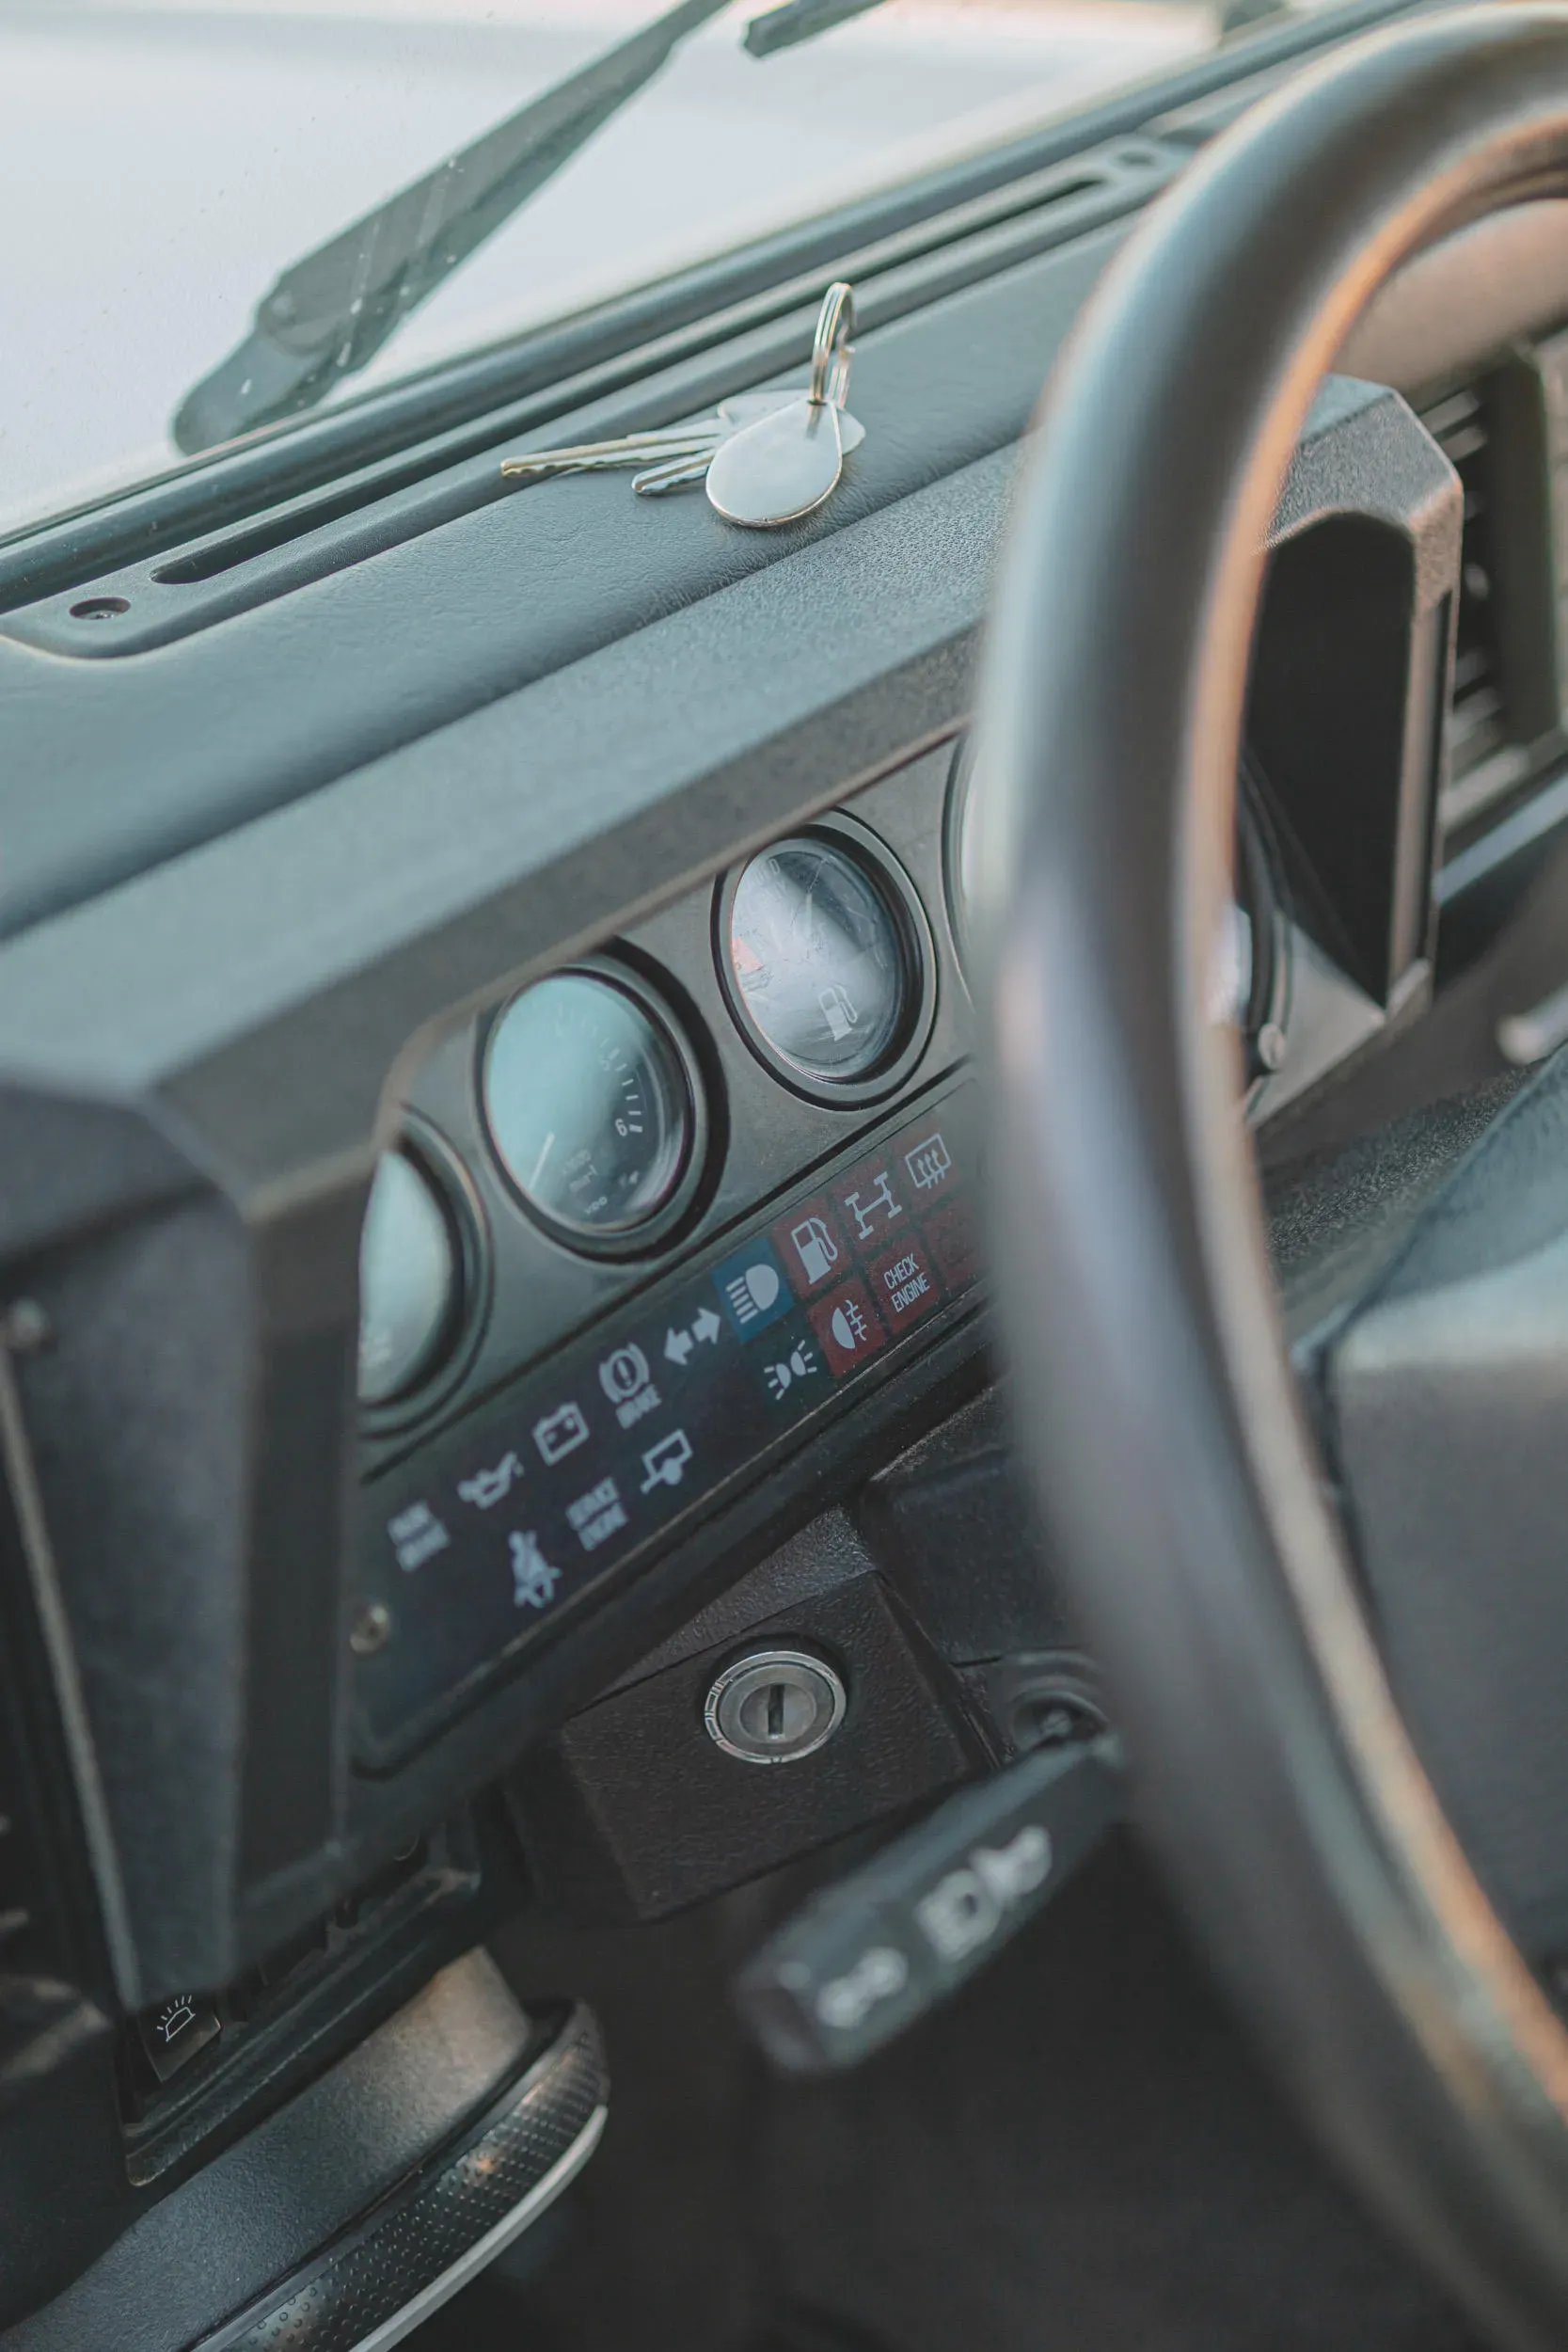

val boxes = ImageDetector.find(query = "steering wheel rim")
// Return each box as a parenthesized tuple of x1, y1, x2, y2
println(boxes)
(977, 11, 1568, 2344)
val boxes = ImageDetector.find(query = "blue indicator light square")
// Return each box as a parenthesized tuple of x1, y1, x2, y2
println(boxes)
(712, 1237, 795, 1339)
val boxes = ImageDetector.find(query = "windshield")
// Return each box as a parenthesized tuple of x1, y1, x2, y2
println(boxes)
(2, 0, 1309, 540)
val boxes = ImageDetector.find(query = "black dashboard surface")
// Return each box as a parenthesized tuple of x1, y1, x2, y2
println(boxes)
(16, 17, 1568, 2343)
(7, 0, 1568, 2017)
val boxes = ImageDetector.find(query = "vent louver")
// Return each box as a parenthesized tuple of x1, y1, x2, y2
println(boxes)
(1422, 381, 1529, 828)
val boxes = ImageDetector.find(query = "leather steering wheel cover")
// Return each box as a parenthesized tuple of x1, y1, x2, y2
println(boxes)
(978, 11, 1568, 2343)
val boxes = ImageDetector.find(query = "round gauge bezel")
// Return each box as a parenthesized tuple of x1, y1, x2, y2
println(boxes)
(478, 955, 710, 1262)
(945, 741, 1292, 1102)
(714, 813, 937, 1107)
(357, 1113, 491, 1434)
(942, 737, 981, 980)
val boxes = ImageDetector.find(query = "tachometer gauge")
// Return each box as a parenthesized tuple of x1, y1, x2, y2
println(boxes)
(720, 819, 934, 1101)
(483, 969, 697, 1248)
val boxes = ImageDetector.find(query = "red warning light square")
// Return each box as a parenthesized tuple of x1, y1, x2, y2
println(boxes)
(770, 1196, 849, 1296)
(807, 1278, 887, 1377)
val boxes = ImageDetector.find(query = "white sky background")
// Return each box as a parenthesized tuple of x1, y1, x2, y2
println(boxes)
(0, 0, 1215, 536)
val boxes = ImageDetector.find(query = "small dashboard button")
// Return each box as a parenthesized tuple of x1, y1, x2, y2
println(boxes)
(138, 1992, 222, 2085)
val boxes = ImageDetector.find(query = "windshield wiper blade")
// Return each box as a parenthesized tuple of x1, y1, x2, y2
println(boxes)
(172, 0, 735, 455)
(744, 0, 888, 57)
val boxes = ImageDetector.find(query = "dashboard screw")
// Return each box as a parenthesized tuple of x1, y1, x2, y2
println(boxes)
(0, 1301, 53, 1354)
(350, 1601, 393, 1658)
(1256, 1021, 1288, 1073)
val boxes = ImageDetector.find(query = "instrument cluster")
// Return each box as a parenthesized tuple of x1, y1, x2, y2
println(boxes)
(357, 744, 971, 1449)
(353, 732, 1304, 1752)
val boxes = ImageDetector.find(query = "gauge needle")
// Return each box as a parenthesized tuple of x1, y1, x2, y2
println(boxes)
(530, 1133, 557, 1188)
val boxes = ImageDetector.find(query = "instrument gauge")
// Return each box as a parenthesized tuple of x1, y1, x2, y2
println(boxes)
(719, 818, 936, 1104)
(947, 749, 1290, 1089)
(357, 1149, 462, 1406)
(483, 967, 702, 1251)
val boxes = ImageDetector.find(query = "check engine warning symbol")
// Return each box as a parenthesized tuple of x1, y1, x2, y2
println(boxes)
(388, 1502, 450, 1572)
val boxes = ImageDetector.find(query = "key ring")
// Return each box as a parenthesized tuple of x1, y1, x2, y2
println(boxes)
(808, 282, 855, 410)
(493, 279, 863, 526)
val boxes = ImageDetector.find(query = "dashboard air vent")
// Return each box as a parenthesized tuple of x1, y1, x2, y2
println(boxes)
(1422, 382, 1528, 828)
(1423, 346, 1568, 861)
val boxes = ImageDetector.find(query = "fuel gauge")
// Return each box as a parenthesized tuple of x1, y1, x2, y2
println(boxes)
(720, 818, 935, 1104)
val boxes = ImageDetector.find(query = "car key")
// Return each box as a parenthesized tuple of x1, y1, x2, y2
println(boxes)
(705, 279, 855, 527)
(499, 282, 863, 522)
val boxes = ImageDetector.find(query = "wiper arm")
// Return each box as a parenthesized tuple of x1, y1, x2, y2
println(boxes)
(172, 0, 736, 454)
(743, 0, 888, 58)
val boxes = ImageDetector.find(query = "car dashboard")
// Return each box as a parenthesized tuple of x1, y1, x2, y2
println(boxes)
(8, 3, 1568, 2316)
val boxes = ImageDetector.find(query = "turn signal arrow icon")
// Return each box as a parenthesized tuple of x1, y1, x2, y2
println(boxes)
(665, 1307, 722, 1368)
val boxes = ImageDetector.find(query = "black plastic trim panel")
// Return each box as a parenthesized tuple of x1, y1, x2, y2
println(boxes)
(194, 2008, 605, 2352)
(0, 372, 1463, 2004)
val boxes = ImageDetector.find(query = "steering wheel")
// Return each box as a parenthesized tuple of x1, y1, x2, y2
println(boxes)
(978, 9, 1568, 2345)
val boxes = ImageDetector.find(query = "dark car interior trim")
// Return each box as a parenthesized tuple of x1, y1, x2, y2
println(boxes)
(17, 8, 1568, 2344)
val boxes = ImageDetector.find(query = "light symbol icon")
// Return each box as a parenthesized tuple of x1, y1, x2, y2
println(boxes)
(765, 1342, 820, 1400)
(725, 1262, 781, 1325)
(831, 1300, 870, 1354)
